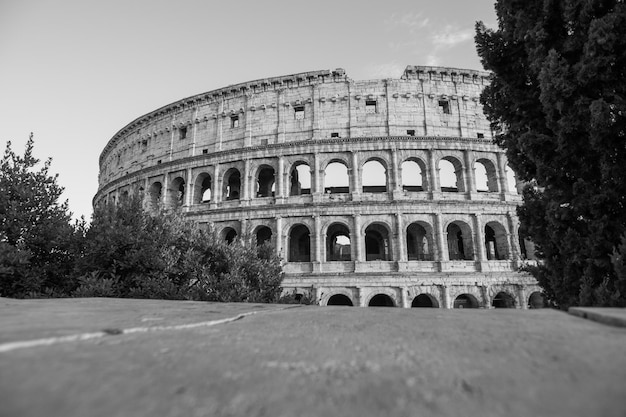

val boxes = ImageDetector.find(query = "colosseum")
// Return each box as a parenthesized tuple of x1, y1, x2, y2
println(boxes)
(95, 65, 543, 309)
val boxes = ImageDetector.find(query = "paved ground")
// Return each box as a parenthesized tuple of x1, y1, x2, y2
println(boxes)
(1, 298, 625, 417)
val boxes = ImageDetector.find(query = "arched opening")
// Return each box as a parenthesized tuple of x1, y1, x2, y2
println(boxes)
(167, 177, 185, 209)
(327, 294, 354, 306)
(411, 294, 439, 308)
(288, 224, 311, 262)
(401, 159, 426, 192)
(492, 291, 516, 308)
(474, 159, 499, 192)
(485, 222, 509, 260)
(368, 294, 395, 307)
(223, 168, 241, 201)
(194, 173, 212, 204)
(256, 165, 275, 198)
(446, 221, 474, 260)
(362, 160, 387, 193)
(365, 223, 391, 261)
(528, 292, 545, 309)
(324, 161, 349, 194)
(406, 222, 433, 261)
(289, 162, 311, 195)
(222, 227, 237, 244)
(439, 157, 463, 192)
(326, 223, 351, 261)
(148, 182, 162, 210)
(505, 165, 519, 195)
(255, 226, 272, 246)
(453, 294, 479, 309)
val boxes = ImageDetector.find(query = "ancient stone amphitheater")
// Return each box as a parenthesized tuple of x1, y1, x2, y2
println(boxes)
(95, 65, 543, 309)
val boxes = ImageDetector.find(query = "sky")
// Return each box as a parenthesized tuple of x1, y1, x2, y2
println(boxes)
(0, 0, 498, 221)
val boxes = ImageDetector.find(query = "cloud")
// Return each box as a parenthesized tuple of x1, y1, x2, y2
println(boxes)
(431, 26, 474, 47)
(384, 12, 430, 34)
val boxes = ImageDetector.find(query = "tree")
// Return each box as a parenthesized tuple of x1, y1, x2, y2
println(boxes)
(75, 193, 284, 302)
(475, 1, 626, 307)
(0, 134, 77, 297)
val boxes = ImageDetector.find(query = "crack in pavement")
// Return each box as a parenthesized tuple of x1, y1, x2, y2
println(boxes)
(0, 305, 301, 354)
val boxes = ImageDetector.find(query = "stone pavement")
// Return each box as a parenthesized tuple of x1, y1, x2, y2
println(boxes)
(1, 298, 625, 417)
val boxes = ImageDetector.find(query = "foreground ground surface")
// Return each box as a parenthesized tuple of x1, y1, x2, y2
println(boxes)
(1, 298, 625, 417)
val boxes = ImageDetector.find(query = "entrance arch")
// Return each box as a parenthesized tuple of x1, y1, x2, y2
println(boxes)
(492, 292, 516, 308)
(365, 223, 391, 261)
(528, 291, 545, 309)
(288, 224, 311, 262)
(327, 294, 354, 306)
(368, 294, 395, 307)
(453, 294, 479, 309)
(411, 294, 439, 308)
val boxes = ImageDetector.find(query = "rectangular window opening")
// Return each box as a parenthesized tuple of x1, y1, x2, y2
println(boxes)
(331, 132, 340, 138)
(438, 100, 451, 114)
(294, 106, 305, 120)
(230, 115, 239, 128)
(477, 132, 485, 139)
(365, 100, 377, 114)
(202, 149, 208, 154)
(407, 129, 415, 136)
(179, 126, 187, 140)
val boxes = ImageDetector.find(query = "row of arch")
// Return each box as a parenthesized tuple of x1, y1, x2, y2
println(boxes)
(135, 152, 520, 210)
(219, 218, 536, 263)
(325, 291, 545, 308)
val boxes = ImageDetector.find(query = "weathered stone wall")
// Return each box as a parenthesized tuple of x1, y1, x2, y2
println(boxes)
(95, 66, 541, 309)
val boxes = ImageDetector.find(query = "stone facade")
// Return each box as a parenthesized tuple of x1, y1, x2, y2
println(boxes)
(95, 65, 541, 309)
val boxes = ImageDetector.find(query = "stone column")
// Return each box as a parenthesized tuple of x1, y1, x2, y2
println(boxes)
(185, 168, 193, 208)
(517, 285, 528, 310)
(211, 164, 221, 208)
(277, 88, 286, 144)
(497, 152, 509, 196)
(395, 213, 406, 262)
(275, 216, 284, 259)
(162, 174, 169, 207)
(402, 287, 410, 309)
(435, 213, 448, 262)
(428, 149, 440, 198)
(244, 91, 253, 147)
(314, 215, 323, 263)
(313, 153, 323, 196)
(507, 212, 521, 267)
(351, 151, 360, 197)
(243, 159, 251, 202)
(474, 213, 487, 266)
(276, 156, 285, 202)
(464, 149, 476, 196)
(391, 148, 402, 198)
(353, 214, 363, 262)
(441, 285, 451, 309)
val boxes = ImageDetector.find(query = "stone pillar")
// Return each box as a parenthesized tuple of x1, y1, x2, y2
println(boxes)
(464, 149, 476, 195)
(313, 153, 323, 196)
(351, 151, 360, 197)
(162, 174, 169, 207)
(396, 213, 406, 262)
(474, 214, 487, 266)
(276, 155, 285, 201)
(428, 149, 440, 197)
(314, 215, 322, 263)
(275, 216, 284, 259)
(507, 212, 521, 267)
(435, 213, 448, 262)
(441, 285, 451, 309)
(212, 164, 221, 208)
(244, 91, 253, 147)
(353, 214, 363, 262)
(277, 88, 286, 144)
(391, 148, 402, 197)
(517, 285, 528, 310)
(497, 152, 509, 196)
(185, 168, 193, 208)
(402, 287, 410, 309)
(243, 159, 251, 202)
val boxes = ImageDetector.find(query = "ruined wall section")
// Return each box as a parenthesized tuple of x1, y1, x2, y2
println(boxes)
(98, 67, 490, 189)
